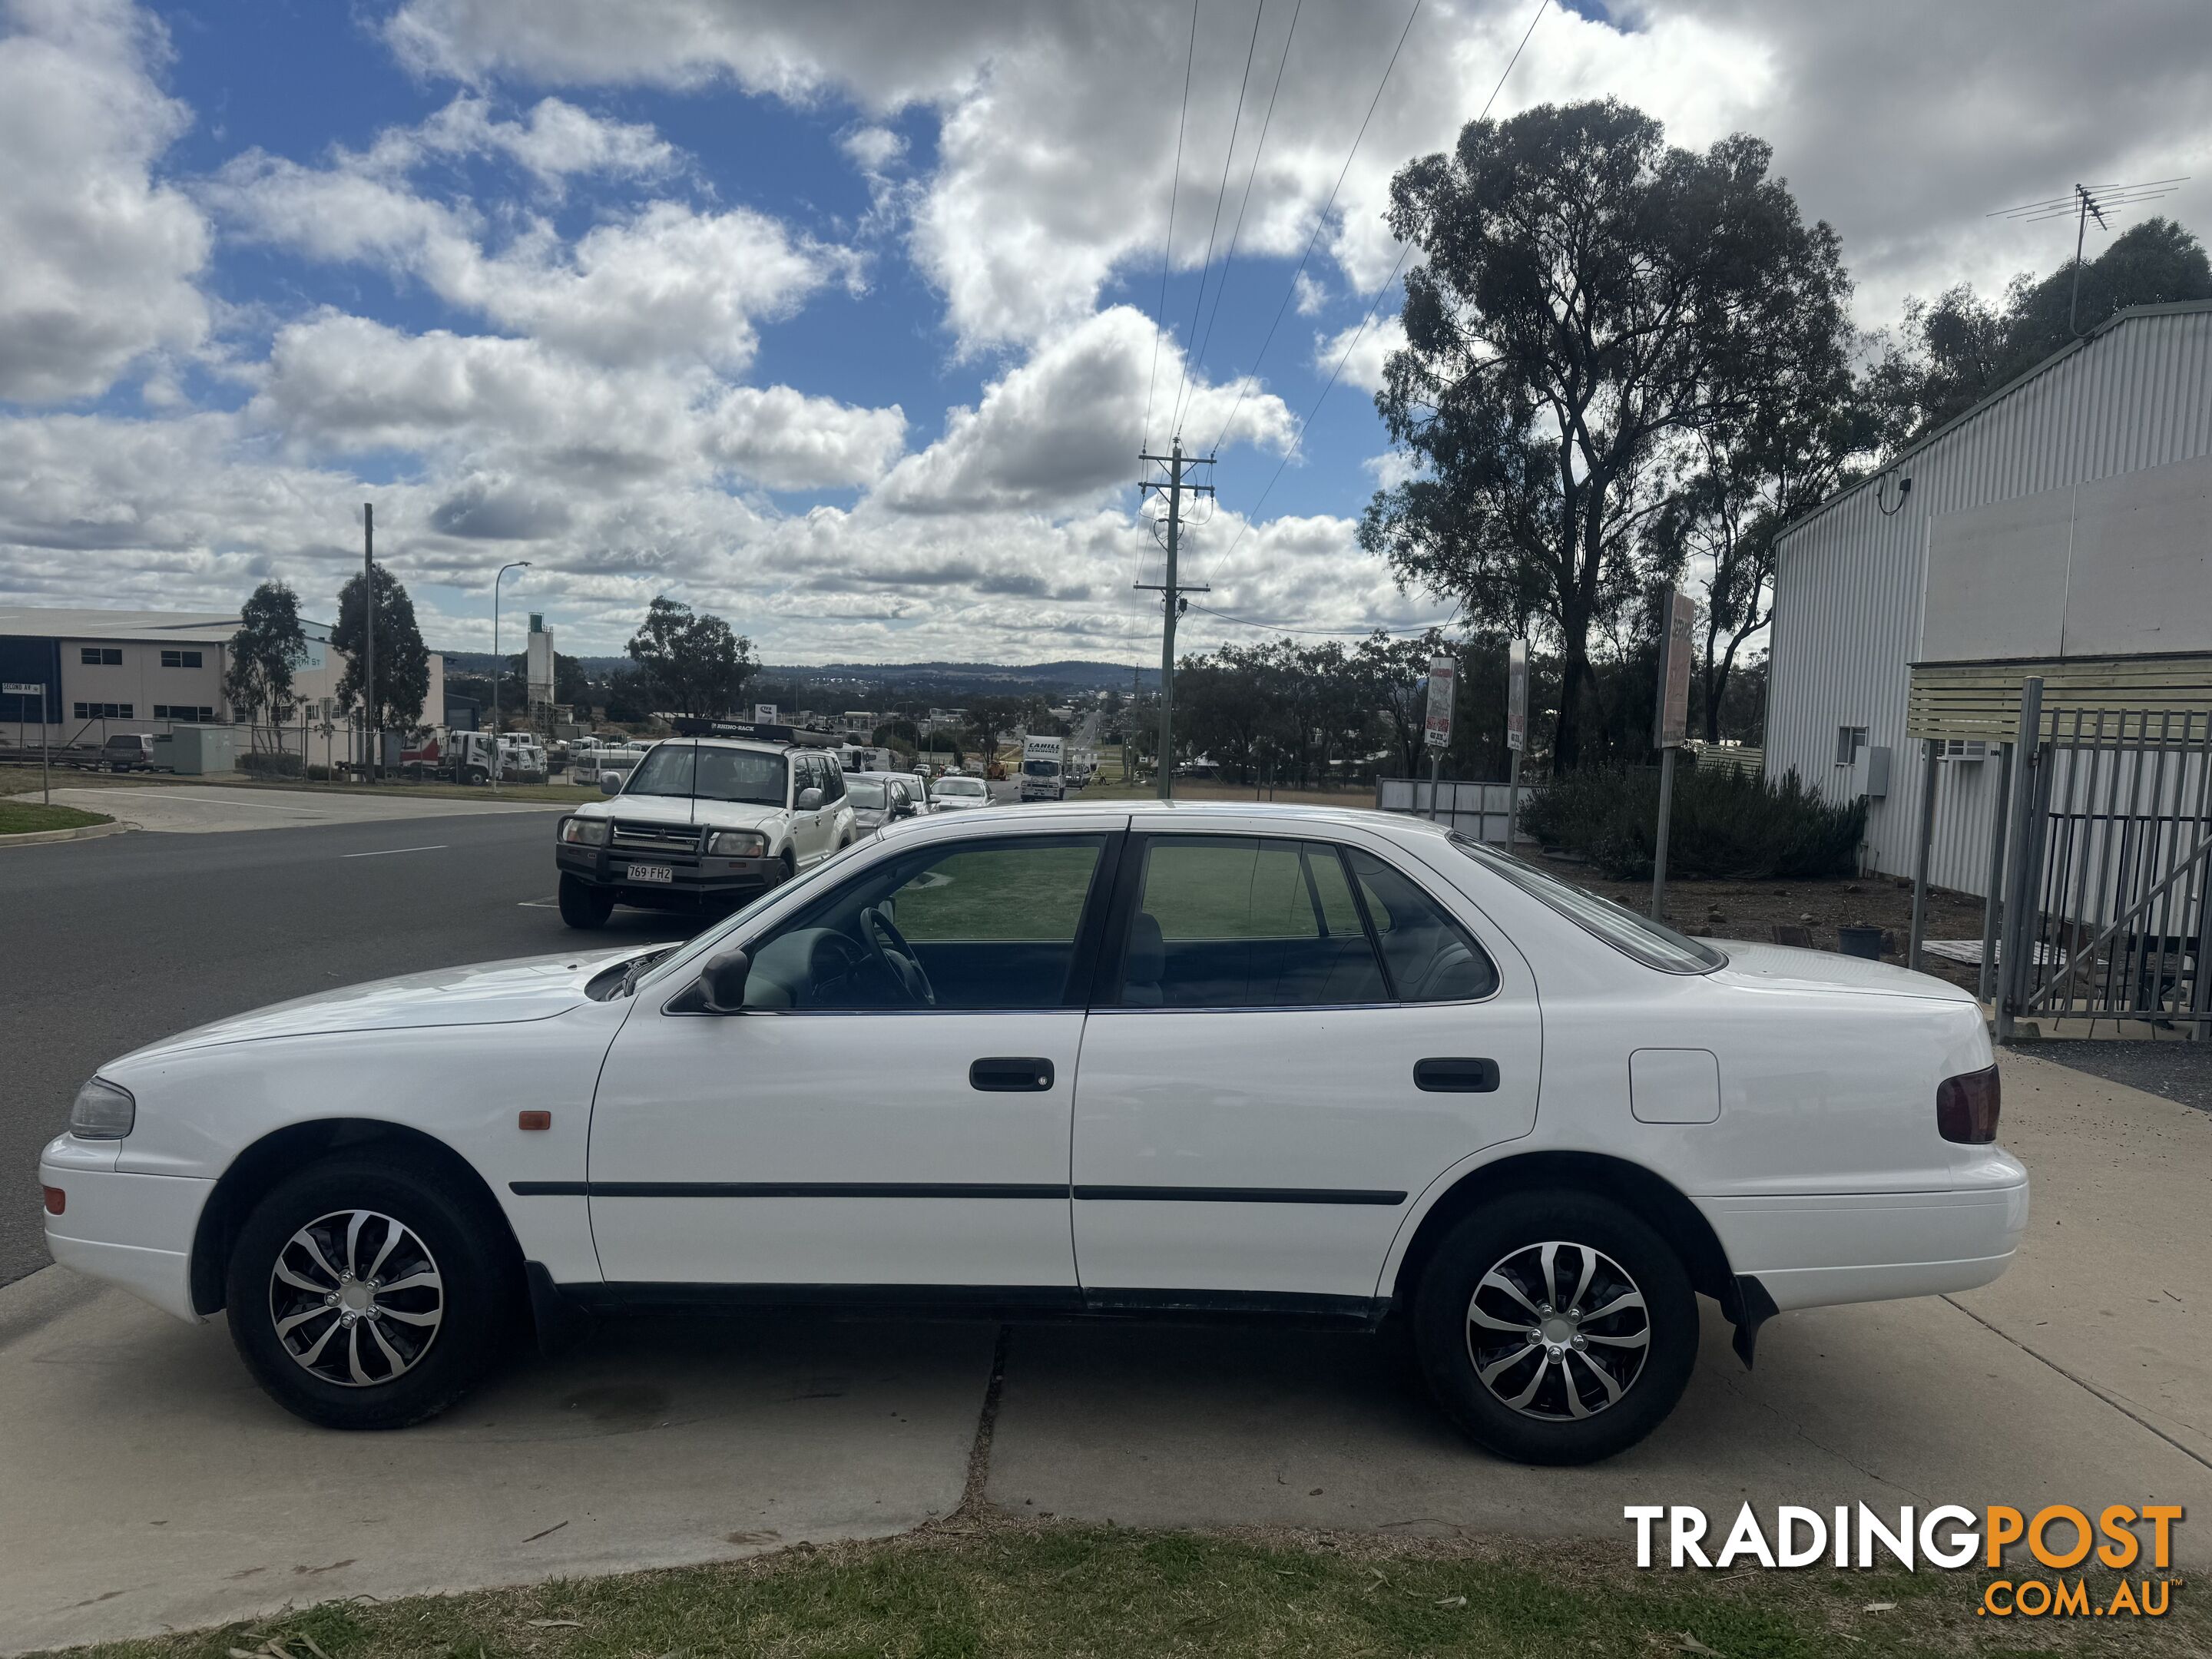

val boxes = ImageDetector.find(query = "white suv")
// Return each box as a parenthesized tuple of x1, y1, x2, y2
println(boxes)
(554, 739, 857, 928)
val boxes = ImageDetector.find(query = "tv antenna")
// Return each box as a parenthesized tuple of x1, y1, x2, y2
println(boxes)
(1989, 177, 2188, 335)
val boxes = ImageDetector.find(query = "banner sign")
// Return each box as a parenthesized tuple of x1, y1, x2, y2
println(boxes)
(2, 682, 42, 697)
(1423, 657, 1455, 749)
(1505, 641, 1527, 753)
(1654, 590, 1697, 750)
(753, 703, 777, 724)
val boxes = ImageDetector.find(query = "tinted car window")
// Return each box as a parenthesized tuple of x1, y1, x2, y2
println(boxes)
(1114, 836, 1388, 1008)
(1343, 847, 1498, 1002)
(743, 835, 1107, 1012)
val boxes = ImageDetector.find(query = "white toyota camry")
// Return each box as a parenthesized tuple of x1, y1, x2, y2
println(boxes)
(40, 803, 2026, 1463)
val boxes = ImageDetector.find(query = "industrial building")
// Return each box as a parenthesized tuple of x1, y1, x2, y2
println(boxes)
(0, 604, 445, 773)
(1763, 300, 2212, 901)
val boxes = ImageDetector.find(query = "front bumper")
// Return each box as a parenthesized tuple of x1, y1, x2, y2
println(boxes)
(556, 842, 777, 905)
(39, 1135, 212, 1323)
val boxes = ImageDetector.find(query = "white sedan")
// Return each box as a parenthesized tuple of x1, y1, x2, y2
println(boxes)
(40, 803, 2025, 1462)
(928, 774, 992, 810)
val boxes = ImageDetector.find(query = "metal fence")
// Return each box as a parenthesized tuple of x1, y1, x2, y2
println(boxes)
(2000, 701, 2212, 1035)
(1374, 777, 1538, 846)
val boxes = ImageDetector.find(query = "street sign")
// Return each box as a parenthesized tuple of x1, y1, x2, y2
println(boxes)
(1505, 642, 1527, 753)
(1654, 590, 1697, 750)
(753, 703, 777, 724)
(1423, 656, 1455, 749)
(2, 682, 42, 696)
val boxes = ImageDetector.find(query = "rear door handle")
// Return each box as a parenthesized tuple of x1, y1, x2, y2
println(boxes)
(971, 1057, 1055, 1092)
(1414, 1057, 1498, 1093)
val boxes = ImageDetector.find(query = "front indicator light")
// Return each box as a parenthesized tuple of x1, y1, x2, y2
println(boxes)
(69, 1078, 135, 1141)
(42, 1187, 65, 1216)
(1936, 1065, 2000, 1143)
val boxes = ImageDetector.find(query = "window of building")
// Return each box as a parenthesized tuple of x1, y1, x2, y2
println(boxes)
(80, 647, 122, 666)
(154, 704, 215, 722)
(1834, 725, 1869, 766)
(73, 702, 132, 719)
(159, 649, 204, 669)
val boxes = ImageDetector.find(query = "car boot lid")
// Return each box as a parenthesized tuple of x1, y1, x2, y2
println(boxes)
(1707, 939, 1979, 1004)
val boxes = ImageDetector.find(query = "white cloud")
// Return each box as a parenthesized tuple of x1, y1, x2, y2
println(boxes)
(417, 95, 678, 187)
(1293, 271, 1328, 316)
(0, 0, 208, 402)
(1313, 315, 1406, 397)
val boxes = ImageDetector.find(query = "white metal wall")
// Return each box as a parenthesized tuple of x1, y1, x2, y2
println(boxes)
(1767, 305, 2212, 900)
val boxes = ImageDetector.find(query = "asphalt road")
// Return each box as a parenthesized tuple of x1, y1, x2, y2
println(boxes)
(2, 811, 695, 1287)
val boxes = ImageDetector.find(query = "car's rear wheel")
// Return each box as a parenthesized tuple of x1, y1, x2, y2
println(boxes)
(224, 1157, 515, 1429)
(558, 873, 614, 929)
(1412, 1189, 1696, 1465)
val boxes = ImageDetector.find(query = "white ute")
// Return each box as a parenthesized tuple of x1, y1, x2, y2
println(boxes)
(42, 803, 2024, 1462)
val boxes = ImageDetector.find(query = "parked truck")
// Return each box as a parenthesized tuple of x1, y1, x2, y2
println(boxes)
(399, 728, 548, 784)
(1018, 733, 1066, 802)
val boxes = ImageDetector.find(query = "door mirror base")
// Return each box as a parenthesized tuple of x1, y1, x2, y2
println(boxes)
(698, 947, 751, 1014)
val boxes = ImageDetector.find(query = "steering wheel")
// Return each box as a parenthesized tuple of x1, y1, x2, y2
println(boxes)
(860, 906, 937, 1007)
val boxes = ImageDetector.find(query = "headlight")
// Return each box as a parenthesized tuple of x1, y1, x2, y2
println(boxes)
(70, 1078, 135, 1140)
(561, 816, 608, 846)
(708, 830, 768, 858)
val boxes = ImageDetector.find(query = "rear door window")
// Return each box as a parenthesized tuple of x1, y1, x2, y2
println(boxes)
(1343, 847, 1498, 1002)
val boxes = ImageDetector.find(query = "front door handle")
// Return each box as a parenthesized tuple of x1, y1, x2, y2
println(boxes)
(1414, 1057, 1498, 1093)
(971, 1057, 1055, 1092)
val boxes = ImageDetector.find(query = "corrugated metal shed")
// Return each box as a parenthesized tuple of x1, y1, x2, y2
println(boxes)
(1767, 301, 2212, 899)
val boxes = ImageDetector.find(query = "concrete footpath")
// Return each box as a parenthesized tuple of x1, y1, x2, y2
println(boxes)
(4, 1051, 2206, 1651)
(42, 786, 566, 836)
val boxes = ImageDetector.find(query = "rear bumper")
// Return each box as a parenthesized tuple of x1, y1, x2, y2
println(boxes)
(38, 1141, 212, 1323)
(1701, 1174, 2030, 1313)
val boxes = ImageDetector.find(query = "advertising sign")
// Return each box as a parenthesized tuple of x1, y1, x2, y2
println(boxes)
(1423, 656, 1455, 749)
(1506, 641, 1528, 753)
(2, 682, 41, 697)
(1654, 590, 1697, 750)
(753, 703, 778, 724)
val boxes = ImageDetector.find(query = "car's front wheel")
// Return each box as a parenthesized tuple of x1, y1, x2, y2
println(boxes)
(1412, 1190, 1697, 1465)
(224, 1157, 515, 1429)
(558, 873, 614, 929)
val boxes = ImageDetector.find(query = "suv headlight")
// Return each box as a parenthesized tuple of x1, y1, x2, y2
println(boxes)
(708, 830, 768, 857)
(561, 816, 608, 846)
(71, 1078, 135, 1140)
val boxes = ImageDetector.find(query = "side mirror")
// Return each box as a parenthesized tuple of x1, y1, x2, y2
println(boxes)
(796, 786, 824, 810)
(601, 773, 621, 794)
(698, 947, 750, 1015)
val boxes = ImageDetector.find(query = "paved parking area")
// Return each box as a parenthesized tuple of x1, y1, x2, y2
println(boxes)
(42, 785, 565, 836)
(5, 1051, 2207, 1651)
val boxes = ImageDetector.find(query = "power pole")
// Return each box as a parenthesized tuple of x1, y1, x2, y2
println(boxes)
(363, 502, 376, 784)
(1134, 439, 1212, 801)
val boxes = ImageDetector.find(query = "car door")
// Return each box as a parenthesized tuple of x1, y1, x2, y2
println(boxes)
(587, 821, 1123, 1292)
(1069, 824, 1541, 1309)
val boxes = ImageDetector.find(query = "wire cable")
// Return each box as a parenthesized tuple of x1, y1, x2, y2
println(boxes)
(1169, 0, 1267, 442)
(1141, 0, 1201, 459)
(1201, 0, 1548, 586)
(1203, 0, 1422, 459)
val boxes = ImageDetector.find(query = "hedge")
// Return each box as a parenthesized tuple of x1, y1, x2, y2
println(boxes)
(238, 750, 304, 777)
(1522, 763, 1865, 880)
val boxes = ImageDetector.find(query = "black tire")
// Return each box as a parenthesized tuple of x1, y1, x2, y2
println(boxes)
(1412, 1189, 1697, 1465)
(224, 1156, 517, 1430)
(774, 848, 796, 886)
(558, 872, 614, 929)
(463, 765, 488, 786)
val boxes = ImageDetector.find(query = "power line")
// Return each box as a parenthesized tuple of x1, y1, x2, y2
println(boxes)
(1202, 0, 1548, 586)
(1204, 0, 1423, 459)
(1186, 0, 1302, 419)
(1169, 0, 1267, 442)
(1141, 1, 1201, 459)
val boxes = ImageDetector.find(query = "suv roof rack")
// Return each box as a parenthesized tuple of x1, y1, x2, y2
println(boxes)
(664, 717, 839, 747)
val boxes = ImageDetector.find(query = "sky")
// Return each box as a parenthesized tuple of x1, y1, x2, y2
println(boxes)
(0, 0, 2206, 664)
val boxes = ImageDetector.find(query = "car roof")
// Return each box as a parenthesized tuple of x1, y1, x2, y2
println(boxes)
(659, 737, 809, 758)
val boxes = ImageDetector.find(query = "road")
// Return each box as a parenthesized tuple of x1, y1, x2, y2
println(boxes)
(1, 806, 692, 1287)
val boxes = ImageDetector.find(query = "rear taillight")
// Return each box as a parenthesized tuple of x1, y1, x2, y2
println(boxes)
(41, 1187, 65, 1216)
(1937, 1065, 2001, 1144)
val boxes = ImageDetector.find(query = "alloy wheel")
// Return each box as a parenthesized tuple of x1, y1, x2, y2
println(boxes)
(267, 1209, 445, 1388)
(1465, 1240, 1650, 1420)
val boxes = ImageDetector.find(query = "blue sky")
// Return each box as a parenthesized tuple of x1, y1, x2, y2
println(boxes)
(2, 0, 2205, 661)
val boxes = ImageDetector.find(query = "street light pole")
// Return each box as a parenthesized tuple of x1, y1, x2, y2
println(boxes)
(490, 561, 530, 792)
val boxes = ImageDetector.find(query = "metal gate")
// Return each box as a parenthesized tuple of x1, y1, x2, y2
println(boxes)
(1998, 694, 2212, 1037)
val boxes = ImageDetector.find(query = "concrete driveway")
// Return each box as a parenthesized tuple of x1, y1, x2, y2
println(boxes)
(44, 785, 565, 836)
(5, 1051, 2207, 1651)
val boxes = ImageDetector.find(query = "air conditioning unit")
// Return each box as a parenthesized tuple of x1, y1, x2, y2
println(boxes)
(1848, 745, 1892, 800)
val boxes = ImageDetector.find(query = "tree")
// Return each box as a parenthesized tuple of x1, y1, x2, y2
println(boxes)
(1870, 217, 2212, 445)
(624, 595, 757, 719)
(1362, 98, 1851, 772)
(961, 695, 1027, 766)
(224, 580, 307, 750)
(333, 562, 431, 734)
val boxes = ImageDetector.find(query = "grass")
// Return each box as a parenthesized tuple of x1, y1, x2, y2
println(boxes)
(0, 799, 111, 835)
(37, 1522, 2202, 1659)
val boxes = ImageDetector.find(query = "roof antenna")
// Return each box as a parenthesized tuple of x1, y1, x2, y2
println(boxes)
(1988, 177, 2187, 335)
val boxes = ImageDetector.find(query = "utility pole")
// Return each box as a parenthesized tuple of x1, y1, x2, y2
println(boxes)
(1134, 439, 1212, 801)
(363, 503, 376, 784)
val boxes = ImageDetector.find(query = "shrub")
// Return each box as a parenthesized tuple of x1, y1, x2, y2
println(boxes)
(1522, 763, 1864, 880)
(306, 763, 333, 781)
(239, 750, 304, 778)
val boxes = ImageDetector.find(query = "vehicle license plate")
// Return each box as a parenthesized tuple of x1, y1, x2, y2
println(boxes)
(625, 863, 674, 884)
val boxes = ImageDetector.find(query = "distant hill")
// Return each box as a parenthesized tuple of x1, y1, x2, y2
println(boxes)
(442, 652, 1157, 694)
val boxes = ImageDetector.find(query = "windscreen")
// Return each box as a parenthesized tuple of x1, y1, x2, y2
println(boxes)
(1023, 760, 1059, 777)
(624, 743, 786, 806)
